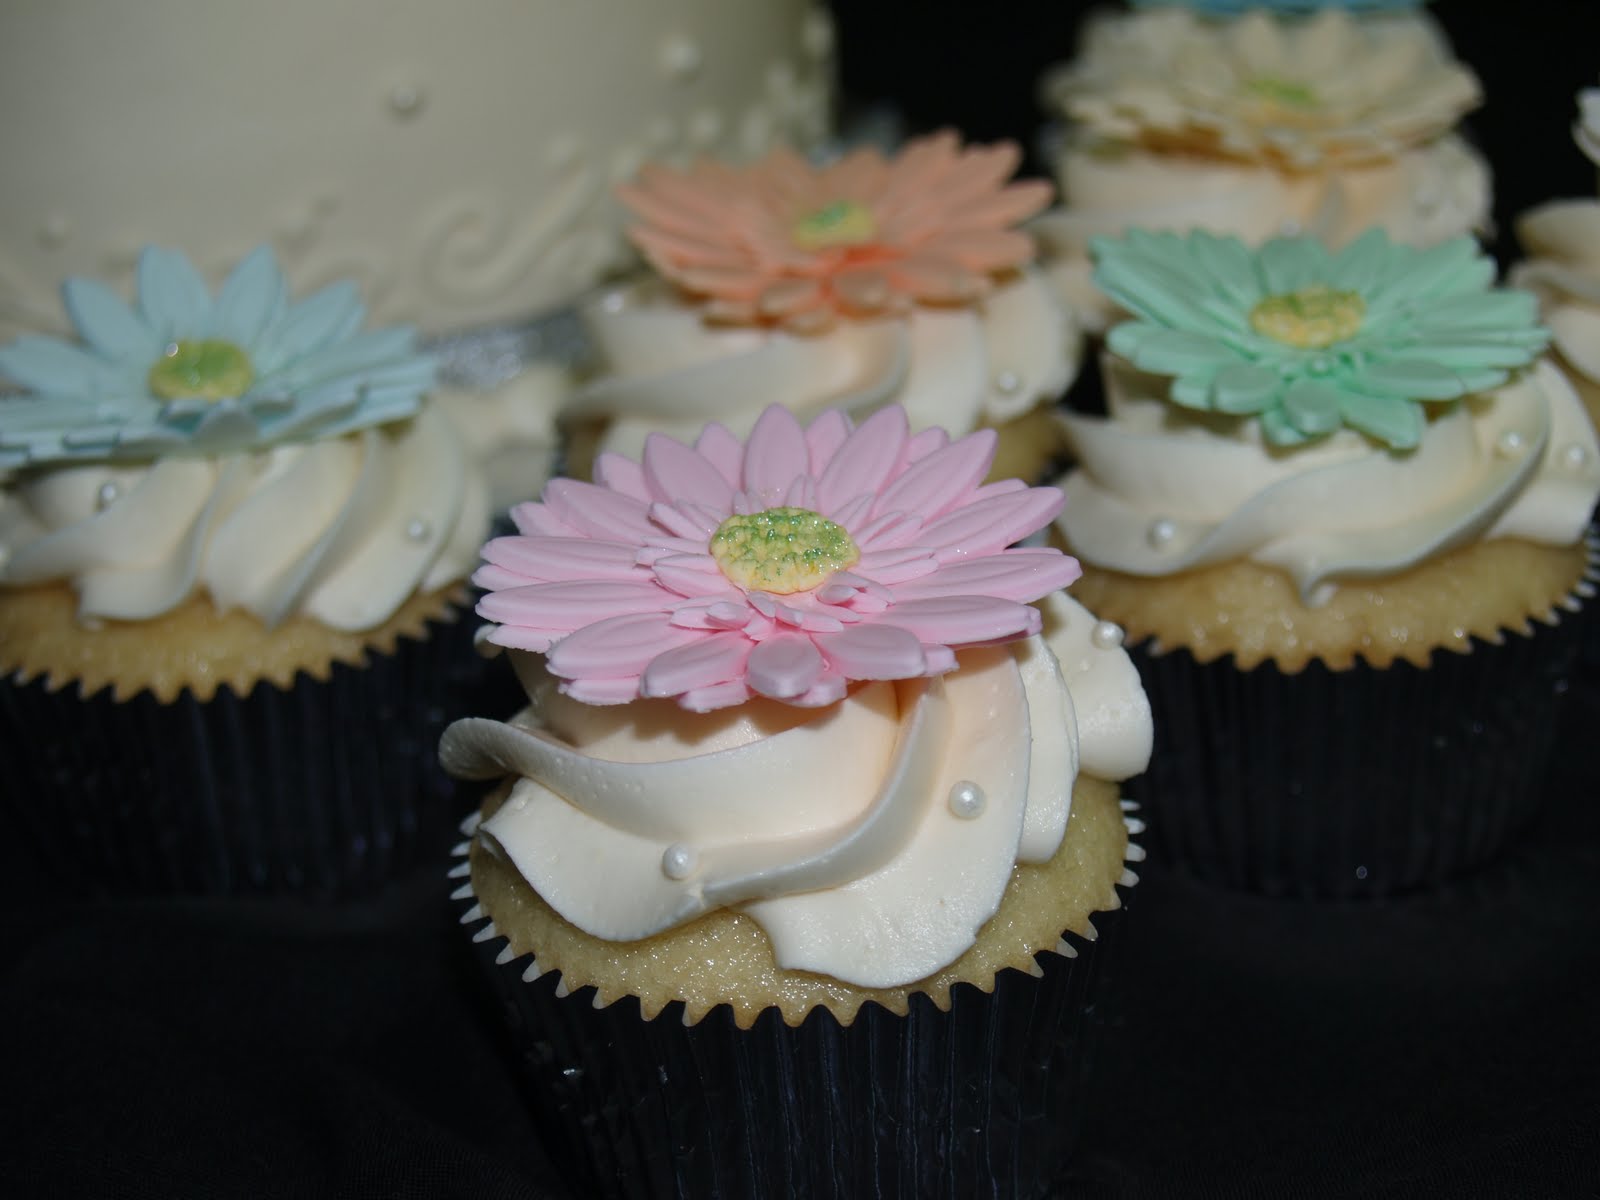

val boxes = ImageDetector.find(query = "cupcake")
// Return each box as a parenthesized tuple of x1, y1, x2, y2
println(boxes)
(1513, 82, 1600, 430)
(563, 132, 1082, 484)
(0, 245, 491, 896)
(1054, 228, 1600, 897)
(441, 404, 1152, 1198)
(1033, 3, 1489, 332)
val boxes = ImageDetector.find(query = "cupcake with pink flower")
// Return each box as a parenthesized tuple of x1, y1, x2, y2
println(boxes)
(441, 404, 1150, 1198)
(564, 132, 1083, 485)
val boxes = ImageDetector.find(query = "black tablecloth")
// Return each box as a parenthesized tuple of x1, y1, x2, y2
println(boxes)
(7, 3, 1600, 1196)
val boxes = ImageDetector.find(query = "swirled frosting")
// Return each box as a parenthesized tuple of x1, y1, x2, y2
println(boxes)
(1035, 135, 1490, 332)
(0, 403, 488, 629)
(1513, 90, 1600, 397)
(439, 590, 1151, 989)
(1056, 359, 1600, 605)
(568, 269, 1082, 460)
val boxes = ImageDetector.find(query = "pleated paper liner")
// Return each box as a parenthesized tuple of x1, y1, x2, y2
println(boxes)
(1127, 589, 1592, 900)
(0, 606, 487, 898)
(452, 794, 1143, 1200)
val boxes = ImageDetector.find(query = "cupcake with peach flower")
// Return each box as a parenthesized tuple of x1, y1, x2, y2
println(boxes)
(442, 403, 1151, 1197)
(564, 132, 1082, 483)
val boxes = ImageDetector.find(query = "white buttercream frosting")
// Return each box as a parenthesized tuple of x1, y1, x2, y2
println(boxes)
(1056, 359, 1600, 605)
(439, 590, 1151, 990)
(1036, 134, 1490, 332)
(1513, 89, 1600, 393)
(567, 270, 1082, 460)
(0, 403, 488, 629)
(432, 363, 570, 512)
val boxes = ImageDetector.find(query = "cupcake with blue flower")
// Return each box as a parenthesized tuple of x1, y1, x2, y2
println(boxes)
(1053, 227, 1600, 897)
(0, 246, 492, 896)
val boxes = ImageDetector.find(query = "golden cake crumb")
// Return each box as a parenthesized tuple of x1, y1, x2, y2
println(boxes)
(468, 774, 1129, 1029)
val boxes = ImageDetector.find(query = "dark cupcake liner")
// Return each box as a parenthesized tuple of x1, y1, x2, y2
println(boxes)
(1128, 594, 1590, 899)
(0, 611, 489, 898)
(455, 815, 1139, 1200)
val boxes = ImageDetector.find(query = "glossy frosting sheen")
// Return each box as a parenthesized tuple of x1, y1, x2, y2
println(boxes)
(440, 591, 1151, 988)
(1057, 360, 1600, 605)
(0, 0, 832, 340)
(572, 269, 1080, 458)
(0, 404, 488, 629)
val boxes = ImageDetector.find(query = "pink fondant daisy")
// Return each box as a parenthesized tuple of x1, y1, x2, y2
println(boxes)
(477, 405, 1080, 711)
(617, 132, 1054, 333)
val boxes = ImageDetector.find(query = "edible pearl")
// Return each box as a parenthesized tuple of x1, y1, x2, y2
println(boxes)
(1563, 443, 1590, 470)
(993, 370, 1022, 396)
(658, 33, 703, 81)
(1091, 620, 1125, 650)
(1495, 430, 1526, 458)
(388, 84, 426, 118)
(406, 517, 432, 542)
(1146, 518, 1177, 550)
(661, 843, 698, 880)
(948, 780, 986, 819)
(600, 290, 627, 314)
(95, 481, 121, 510)
(38, 214, 70, 248)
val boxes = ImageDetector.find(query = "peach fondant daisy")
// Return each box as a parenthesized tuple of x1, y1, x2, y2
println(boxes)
(476, 405, 1080, 710)
(617, 132, 1053, 333)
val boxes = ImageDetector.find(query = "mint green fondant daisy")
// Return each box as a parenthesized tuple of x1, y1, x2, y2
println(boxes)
(0, 245, 435, 468)
(1092, 229, 1548, 449)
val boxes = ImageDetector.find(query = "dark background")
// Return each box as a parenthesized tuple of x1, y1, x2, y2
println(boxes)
(5, 3, 1600, 1196)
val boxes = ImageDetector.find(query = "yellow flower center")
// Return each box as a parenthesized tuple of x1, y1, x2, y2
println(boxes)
(709, 506, 860, 595)
(791, 200, 877, 252)
(147, 338, 255, 402)
(1249, 286, 1365, 349)
(1242, 76, 1320, 110)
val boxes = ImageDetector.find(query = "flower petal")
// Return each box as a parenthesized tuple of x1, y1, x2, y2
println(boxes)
(741, 404, 811, 498)
(889, 548, 1080, 604)
(478, 579, 669, 630)
(546, 613, 703, 681)
(814, 624, 927, 679)
(211, 245, 288, 347)
(642, 433, 734, 509)
(640, 632, 754, 698)
(62, 278, 159, 361)
(747, 634, 825, 699)
(136, 246, 213, 339)
(870, 596, 1042, 645)
(917, 486, 1065, 559)
(816, 405, 910, 512)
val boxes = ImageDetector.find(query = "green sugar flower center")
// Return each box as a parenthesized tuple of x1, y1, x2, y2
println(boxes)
(1249, 285, 1365, 350)
(791, 200, 877, 252)
(710, 506, 860, 594)
(147, 338, 255, 402)
(1242, 76, 1319, 110)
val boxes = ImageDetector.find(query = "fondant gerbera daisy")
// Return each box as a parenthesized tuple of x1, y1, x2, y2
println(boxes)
(476, 404, 1080, 710)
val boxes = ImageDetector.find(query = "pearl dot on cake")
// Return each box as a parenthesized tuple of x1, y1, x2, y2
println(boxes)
(658, 33, 703, 81)
(1563, 443, 1589, 470)
(948, 781, 986, 819)
(387, 84, 426, 118)
(406, 517, 432, 542)
(38, 214, 70, 248)
(95, 481, 121, 511)
(1091, 620, 1125, 650)
(994, 370, 1022, 396)
(1495, 430, 1525, 457)
(1147, 518, 1177, 550)
(661, 843, 699, 880)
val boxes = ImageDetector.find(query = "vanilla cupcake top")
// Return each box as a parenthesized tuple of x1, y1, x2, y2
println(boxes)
(0, 246, 486, 628)
(443, 404, 1151, 998)
(1056, 229, 1600, 604)
(568, 133, 1080, 457)
(1045, 7, 1477, 171)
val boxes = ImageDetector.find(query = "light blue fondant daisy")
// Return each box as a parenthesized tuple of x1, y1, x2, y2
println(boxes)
(1093, 229, 1549, 449)
(0, 246, 435, 468)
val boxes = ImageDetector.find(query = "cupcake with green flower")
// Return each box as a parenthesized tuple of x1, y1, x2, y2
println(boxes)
(1054, 228, 1600, 897)
(0, 245, 491, 896)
